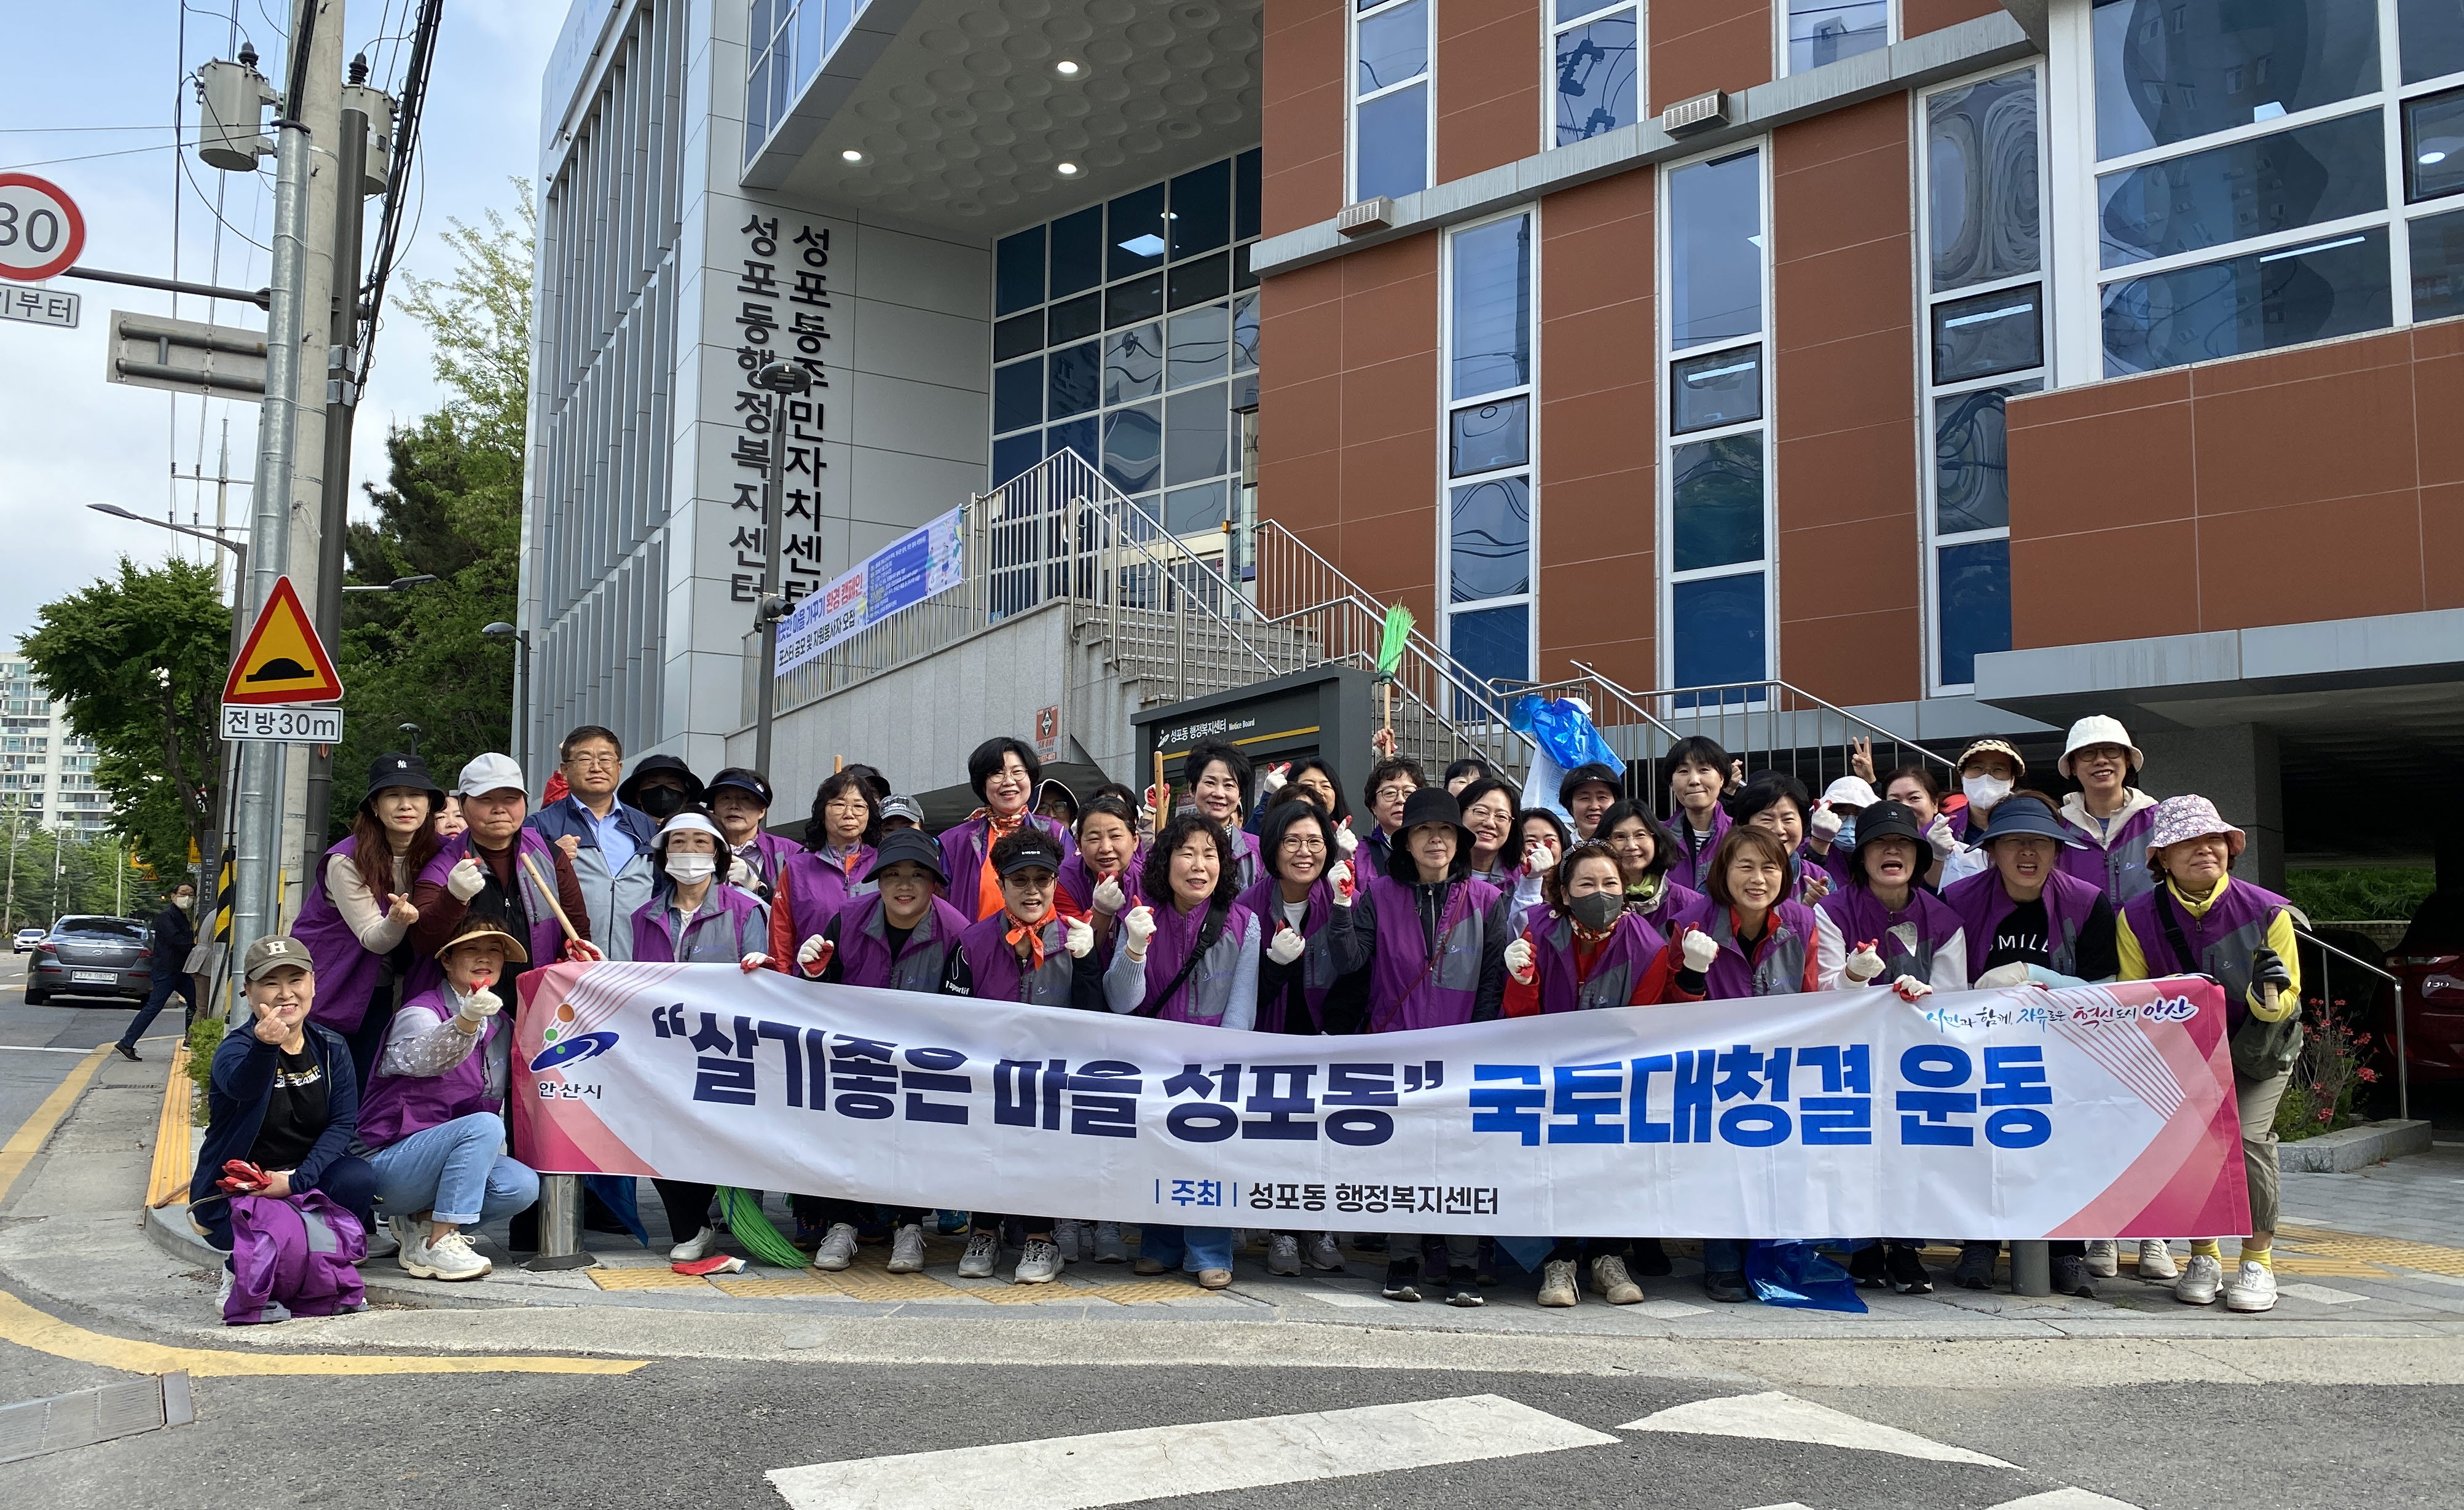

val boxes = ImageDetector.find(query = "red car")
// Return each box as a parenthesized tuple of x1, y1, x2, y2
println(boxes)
(2380, 892, 2464, 1084)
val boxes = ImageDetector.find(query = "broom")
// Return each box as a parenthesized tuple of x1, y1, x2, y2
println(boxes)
(716, 1186, 810, 1270)
(1375, 602, 1414, 742)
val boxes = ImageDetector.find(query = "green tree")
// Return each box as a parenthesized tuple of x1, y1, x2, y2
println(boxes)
(21, 557, 229, 879)
(329, 182, 532, 826)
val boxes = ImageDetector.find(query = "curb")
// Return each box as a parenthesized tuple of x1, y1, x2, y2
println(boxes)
(2280, 1119, 2435, 1173)
(142, 1201, 529, 1311)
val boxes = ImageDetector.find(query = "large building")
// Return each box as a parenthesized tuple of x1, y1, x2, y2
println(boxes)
(0, 658, 112, 838)
(522, 0, 2464, 881)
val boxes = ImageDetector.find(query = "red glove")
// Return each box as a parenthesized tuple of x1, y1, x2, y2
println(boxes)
(216, 1158, 272, 1195)
(562, 938, 606, 964)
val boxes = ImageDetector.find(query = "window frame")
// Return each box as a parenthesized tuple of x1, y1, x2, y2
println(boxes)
(1776, 0, 1897, 80)
(1350, 0, 1436, 204)
(1545, 0, 1645, 152)
(1438, 204, 1542, 700)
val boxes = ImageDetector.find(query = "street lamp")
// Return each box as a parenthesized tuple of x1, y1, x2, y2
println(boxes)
(342, 574, 439, 594)
(481, 623, 531, 784)
(748, 358, 814, 779)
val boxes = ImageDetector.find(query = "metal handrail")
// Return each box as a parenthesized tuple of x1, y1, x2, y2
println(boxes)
(2295, 925, 2410, 1123)
(1565, 661, 1685, 745)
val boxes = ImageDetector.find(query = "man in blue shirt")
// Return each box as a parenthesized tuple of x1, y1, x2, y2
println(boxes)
(526, 726, 663, 962)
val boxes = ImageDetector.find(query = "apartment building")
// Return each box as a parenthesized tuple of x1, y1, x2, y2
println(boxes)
(0, 658, 114, 837)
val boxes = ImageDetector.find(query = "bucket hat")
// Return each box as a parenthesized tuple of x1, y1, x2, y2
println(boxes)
(360, 752, 446, 815)
(2144, 794, 2245, 862)
(1820, 775, 1881, 811)
(618, 754, 706, 812)
(1955, 738, 2028, 779)
(2058, 715, 2144, 778)
(436, 915, 529, 964)
(1398, 787, 1475, 854)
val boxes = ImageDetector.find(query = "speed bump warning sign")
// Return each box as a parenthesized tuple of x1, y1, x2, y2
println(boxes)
(222, 576, 345, 705)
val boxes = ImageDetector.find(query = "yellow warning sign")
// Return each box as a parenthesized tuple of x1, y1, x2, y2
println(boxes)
(222, 575, 345, 705)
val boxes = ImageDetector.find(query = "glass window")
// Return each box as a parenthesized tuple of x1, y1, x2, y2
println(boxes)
(1448, 476, 1532, 601)
(1450, 214, 1532, 399)
(1672, 575, 1766, 690)
(2098, 111, 2385, 267)
(1106, 273, 1165, 329)
(747, 53, 773, 151)
(2092, 0, 2381, 160)
(1047, 416, 1098, 464)
(994, 311, 1043, 363)
(2403, 0, 2464, 82)
(1789, 0, 1888, 74)
(1104, 323, 1163, 404)
(1450, 397, 1530, 476)
(1103, 403, 1163, 495)
(1929, 71, 2041, 292)
(1169, 251, 1231, 310)
(1358, 0, 1430, 92)
(1168, 304, 1230, 389)
(2411, 203, 2464, 317)
(2407, 86, 2464, 200)
(1670, 345, 1763, 433)
(1671, 435, 1765, 573)
(825, 0, 854, 54)
(1165, 383, 1229, 485)
(1231, 292, 1260, 372)
(1235, 148, 1262, 241)
(1048, 340, 1101, 420)
(2101, 227, 2391, 373)
(1109, 184, 1168, 279)
(1050, 206, 1104, 298)
(1448, 603, 1530, 693)
(994, 357, 1042, 434)
(1933, 384, 2041, 536)
(794, 0, 823, 85)
(1169, 159, 1232, 259)
(1049, 291, 1103, 345)
(1937, 539, 2012, 686)
(1165, 480, 1229, 535)
(1234, 241, 1259, 291)
(1932, 284, 2045, 383)
(1669, 150, 1763, 348)
(1356, 84, 1430, 200)
(1554, 13, 1639, 146)
(994, 430, 1040, 487)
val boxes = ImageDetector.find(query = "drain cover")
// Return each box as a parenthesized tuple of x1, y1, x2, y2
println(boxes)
(0, 1371, 191, 1463)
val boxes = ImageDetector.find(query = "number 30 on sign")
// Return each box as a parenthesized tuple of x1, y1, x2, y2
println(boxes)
(222, 704, 343, 744)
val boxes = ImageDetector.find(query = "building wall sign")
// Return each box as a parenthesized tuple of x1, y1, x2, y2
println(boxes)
(772, 506, 964, 674)
(728, 211, 833, 607)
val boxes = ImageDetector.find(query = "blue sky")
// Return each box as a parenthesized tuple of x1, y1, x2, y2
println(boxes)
(0, 1, 565, 645)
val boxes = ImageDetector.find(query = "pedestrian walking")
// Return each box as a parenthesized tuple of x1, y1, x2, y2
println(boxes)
(116, 876, 200, 1062)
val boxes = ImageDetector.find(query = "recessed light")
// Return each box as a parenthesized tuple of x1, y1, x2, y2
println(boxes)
(2423, 149, 2450, 165)
(842, 149, 865, 163)
(1057, 161, 1081, 176)
(1054, 59, 1083, 76)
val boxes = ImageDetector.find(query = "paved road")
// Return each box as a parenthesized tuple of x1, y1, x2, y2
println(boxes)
(0, 950, 180, 1132)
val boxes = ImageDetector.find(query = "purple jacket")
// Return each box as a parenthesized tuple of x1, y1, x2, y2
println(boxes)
(1058, 849, 1147, 919)
(1944, 867, 2106, 982)
(950, 910, 1080, 1006)
(357, 985, 503, 1150)
(1362, 872, 1503, 1032)
(1666, 806, 1732, 894)
(2058, 800, 2159, 906)
(294, 835, 393, 1034)
(774, 844, 875, 945)
(1666, 891, 1822, 1000)
(411, 830, 570, 998)
(1821, 883, 1968, 986)
(1626, 876, 1701, 936)
(631, 883, 768, 964)
(835, 892, 970, 992)
(940, 812, 1076, 919)
(1239, 874, 1344, 1032)
(1125, 897, 1256, 1024)
(2120, 877, 2291, 1032)
(738, 830, 799, 891)
(224, 1190, 366, 1325)
(1532, 910, 1667, 1013)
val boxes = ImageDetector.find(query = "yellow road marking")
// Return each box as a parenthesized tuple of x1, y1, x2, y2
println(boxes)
(0, 1045, 108, 1201)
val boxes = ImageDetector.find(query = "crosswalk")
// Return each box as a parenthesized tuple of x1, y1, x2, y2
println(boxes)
(765, 1390, 2147, 1510)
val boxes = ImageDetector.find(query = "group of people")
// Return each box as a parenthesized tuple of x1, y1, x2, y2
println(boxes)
(191, 709, 2301, 1318)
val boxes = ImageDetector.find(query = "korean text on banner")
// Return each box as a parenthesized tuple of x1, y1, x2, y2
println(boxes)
(772, 507, 964, 675)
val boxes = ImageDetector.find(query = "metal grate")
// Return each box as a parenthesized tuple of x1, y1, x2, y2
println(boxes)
(0, 1374, 187, 1465)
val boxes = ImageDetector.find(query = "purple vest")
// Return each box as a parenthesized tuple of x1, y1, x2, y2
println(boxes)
(631, 884, 768, 963)
(411, 830, 570, 997)
(1238, 875, 1340, 1032)
(2058, 801, 2159, 905)
(1224, 825, 1261, 892)
(1534, 910, 1667, 1013)
(953, 911, 1078, 1006)
(1944, 866, 2104, 981)
(1128, 897, 1256, 1024)
(741, 830, 799, 890)
(224, 1190, 366, 1324)
(1667, 891, 1820, 1000)
(1626, 876, 1700, 936)
(777, 844, 874, 942)
(294, 835, 393, 1034)
(1058, 849, 1147, 918)
(940, 813, 1076, 919)
(837, 892, 970, 992)
(2120, 878, 2289, 1032)
(1364, 873, 1502, 1032)
(1822, 883, 1967, 985)
(356, 986, 502, 1150)
(1666, 806, 1731, 894)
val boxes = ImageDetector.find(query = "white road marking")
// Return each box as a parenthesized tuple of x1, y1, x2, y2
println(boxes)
(1296, 1289, 1391, 1308)
(1634, 1299, 1712, 1318)
(766, 1393, 1617, 1510)
(2409, 1272, 2464, 1288)
(1618, 1391, 2015, 1468)
(2275, 1281, 2369, 1305)
(1985, 1489, 2146, 1509)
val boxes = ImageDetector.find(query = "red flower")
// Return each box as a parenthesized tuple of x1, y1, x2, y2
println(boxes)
(2316, 1107, 2335, 1122)
(2358, 1068, 2380, 1083)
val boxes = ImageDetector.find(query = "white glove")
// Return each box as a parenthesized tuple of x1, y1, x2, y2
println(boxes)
(1974, 961, 2034, 989)
(1923, 814, 1959, 860)
(797, 935, 833, 978)
(1327, 860, 1354, 906)
(729, 854, 757, 889)
(1334, 821, 1358, 857)
(1503, 936, 1535, 984)
(1092, 875, 1127, 914)
(1890, 975, 1933, 1002)
(455, 988, 502, 1026)
(1063, 916, 1095, 959)
(446, 855, 487, 902)
(1680, 929, 1718, 973)
(738, 952, 771, 973)
(1844, 942, 1885, 984)
(1810, 802, 1842, 843)
(1120, 905, 1157, 959)
(1262, 763, 1289, 793)
(1267, 927, 1305, 965)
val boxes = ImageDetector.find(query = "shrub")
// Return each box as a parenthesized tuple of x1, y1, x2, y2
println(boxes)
(2274, 994, 2377, 1141)
(184, 1016, 223, 1126)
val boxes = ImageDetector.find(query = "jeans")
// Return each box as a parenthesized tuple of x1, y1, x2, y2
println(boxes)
(368, 1112, 540, 1227)
(1390, 1232, 1477, 1272)
(118, 973, 197, 1052)
(1701, 1238, 1746, 1273)
(1141, 1224, 1234, 1272)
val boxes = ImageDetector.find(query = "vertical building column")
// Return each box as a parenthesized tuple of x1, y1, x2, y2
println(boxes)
(2135, 723, 2285, 892)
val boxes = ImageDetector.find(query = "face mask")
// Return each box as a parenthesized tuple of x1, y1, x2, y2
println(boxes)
(1569, 891, 1623, 934)
(1962, 774, 2012, 813)
(637, 786, 687, 820)
(173, 895, 193, 911)
(1835, 819, 1857, 850)
(665, 853, 716, 884)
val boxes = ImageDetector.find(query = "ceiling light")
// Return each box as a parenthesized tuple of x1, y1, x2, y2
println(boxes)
(2423, 149, 2450, 165)
(842, 149, 865, 163)
(1057, 161, 1082, 176)
(1055, 59, 1083, 76)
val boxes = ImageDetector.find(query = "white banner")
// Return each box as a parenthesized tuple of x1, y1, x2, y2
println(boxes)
(514, 962, 2250, 1239)
(771, 506, 964, 675)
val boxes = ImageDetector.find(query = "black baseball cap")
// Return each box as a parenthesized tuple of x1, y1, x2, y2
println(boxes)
(994, 834, 1066, 878)
(707, 767, 773, 808)
(864, 827, 948, 884)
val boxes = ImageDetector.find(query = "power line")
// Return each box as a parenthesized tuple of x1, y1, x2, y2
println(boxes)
(0, 141, 203, 171)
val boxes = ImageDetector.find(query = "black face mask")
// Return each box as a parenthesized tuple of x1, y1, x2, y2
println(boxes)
(636, 785, 687, 820)
(1569, 891, 1623, 934)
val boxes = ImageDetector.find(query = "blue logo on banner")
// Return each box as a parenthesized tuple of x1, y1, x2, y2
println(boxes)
(529, 1031, 619, 1073)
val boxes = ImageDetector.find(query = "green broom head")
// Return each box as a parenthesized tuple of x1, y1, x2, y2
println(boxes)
(716, 1186, 808, 1269)
(1376, 602, 1415, 678)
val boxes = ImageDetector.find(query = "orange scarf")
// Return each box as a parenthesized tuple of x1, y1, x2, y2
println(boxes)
(1003, 908, 1052, 971)
(972, 806, 1032, 921)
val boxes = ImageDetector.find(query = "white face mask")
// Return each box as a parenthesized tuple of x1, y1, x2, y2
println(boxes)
(172, 895, 194, 911)
(1962, 774, 2013, 813)
(665, 853, 717, 884)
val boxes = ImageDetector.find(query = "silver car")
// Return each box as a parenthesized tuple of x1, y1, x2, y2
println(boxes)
(26, 914, 153, 1005)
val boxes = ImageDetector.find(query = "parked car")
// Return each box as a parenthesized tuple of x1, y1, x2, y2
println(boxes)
(12, 927, 41, 953)
(2377, 889, 2464, 1086)
(25, 914, 152, 1006)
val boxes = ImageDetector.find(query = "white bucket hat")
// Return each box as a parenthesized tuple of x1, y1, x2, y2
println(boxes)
(2058, 715, 2144, 779)
(1819, 776, 1880, 811)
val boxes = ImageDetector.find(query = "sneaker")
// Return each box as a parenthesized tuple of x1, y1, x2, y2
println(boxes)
(410, 1229, 491, 1281)
(958, 1230, 1001, 1279)
(1380, 1261, 1422, 1302)
(1093, 1222, 1129, 1264)
(669, 1225, 720, 1262)
(1304, 1233, 1345, 1272)
(1702, 1268, 1750, 1304)
(2174, 1252, 2225, 1305)
(813, 1222, 860, 1272)
(1591, 1254, 1643, 1305)
(396, 1226, 430, 1273)
(1267, 1234, 1302, 1275)
(1952, 1242, 1998, 1291)
(1355, 1234, 1388, 1253)
(937, 1210, 969, 1234)
(1537, 1259, 1579, 1307)
(2052, 1253, 2095, 1298)
(215, 1265, 234, 1312)
(383, 1214, 420, 1261)
(2136, 1239, 2180, 1280)
(2083, 1238, 2119, 1278)
(1053, 1219, 1084, 1263)
(792, 1217, 827, 1252)
(1195, 1267, 1234, 1289)
(1884, 1244, 1934, 1296)
(1847, 1243, 1889, 1289)
(2224, 1259, 2277, 1313)
(1132, 1255, 1169, 1276)
(116, 1042, 141, 1062)
(880, 1222, 925, 1273)
(1444, 1265, 1483, 1307)
(1014, 1238, 1063, 1284)
(1629, 1237, 1673, 1277)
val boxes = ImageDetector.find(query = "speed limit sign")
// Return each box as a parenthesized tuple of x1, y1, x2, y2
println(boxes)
(0, 174, 86, 283)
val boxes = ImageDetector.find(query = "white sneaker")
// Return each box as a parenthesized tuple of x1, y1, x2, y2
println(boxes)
(2082, 1238, 2119, 1277)
(1590, 1254, 1643, 1305)
(2136, 1239, 2180, 1280)
(886, 1223, 926, 1273)
(215, 1266, 234, 1313)
(1304, 1232, 1345, 1271)
(409, 1229, 492, 1281)
(958, 1230, 1001, 1278)
(1014, 1237, 1063, 1284)
(2224, 1259, 2278, 1313)
(1053, 1219, 1085, 1262)
(1267, 1234, 1302, 1275)
(397, 1225, 431, 1273)
(2173, 1252, 2224, 1305)
(669, 1225, 719, 1262)
(813, 1222, 860, 1271)
(1537, 1259, 1578, 1307)
(384, 1214, 421, 1259)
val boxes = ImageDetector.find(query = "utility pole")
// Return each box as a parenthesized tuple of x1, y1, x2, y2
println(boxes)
(3, 801, 18, 934)
(749, 360, 813, 778)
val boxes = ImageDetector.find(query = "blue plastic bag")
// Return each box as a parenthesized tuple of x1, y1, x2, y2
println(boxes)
(1744, 1240, 1868, 1312)
(1509, 695, 1624, 776)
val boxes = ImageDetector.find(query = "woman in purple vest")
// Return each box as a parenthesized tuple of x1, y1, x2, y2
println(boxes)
(2117, 795, 2301, 1315)
(1326, 787, 1512, 1306)
(1662, 735, 1734, 894)
(1507, 807, 1570, 930)
(1055, 793, 1146, 953)
(1179, 736, 1263, 891)
(360, 916, 542, 1283)
(294, 752, 447, 1092)
(1454, 777, 1520, 888)
(2053, 716, 2160, 906)
(1104, 810, 1259, 1289)
(1595, 799, 1698, 937)
(708, 766, 797, 900)
(1881, 763, 1969, 890)
(941, 737, 1078, 921)
(766, 769, 880, 969)
(1500, 842, 1668, 1309)
(1733, 773, 1833, 906)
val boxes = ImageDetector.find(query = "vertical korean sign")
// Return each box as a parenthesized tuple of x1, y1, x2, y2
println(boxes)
(726, 210, 831, 605)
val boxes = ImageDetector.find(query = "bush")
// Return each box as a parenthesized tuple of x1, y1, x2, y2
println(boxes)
(2285, 867, 2436, 923)
(2274, 994, 2379, 1141)
(184, 1016, 223, 1127)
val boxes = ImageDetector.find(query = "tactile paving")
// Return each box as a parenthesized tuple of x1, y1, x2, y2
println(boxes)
(2277, 1229, 2464, 1276)
(813, 1265, 960, 1300)
(712, 1273, 847, 1298)
(586, 1265, 711, 1291)
(1083, 1280, 1204, 1304)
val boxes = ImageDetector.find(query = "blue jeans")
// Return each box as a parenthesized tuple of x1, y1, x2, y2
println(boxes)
(118, 973, 197, 1052)
(1141, 1224, 1233, 1272)
(367, 1113, 540, 1227)
(1701, 1238, 1746, 1273)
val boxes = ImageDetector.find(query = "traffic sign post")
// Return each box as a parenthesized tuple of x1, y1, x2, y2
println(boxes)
(0, 174, 87, 284)
(222, 575, 345, 705)
(0, 285, 78, 328)
(221, 704, 343, 744)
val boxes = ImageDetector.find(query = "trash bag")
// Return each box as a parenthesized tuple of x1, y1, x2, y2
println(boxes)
(1744, 1240, 1868, 1312)
(1511, 696, 1623, 824)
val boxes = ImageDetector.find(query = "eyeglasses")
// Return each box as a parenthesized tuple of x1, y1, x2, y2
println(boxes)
(1279, 836, 1326, 852)
(564, 752, 620, 770)
(1374, 783, 1415, 802)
